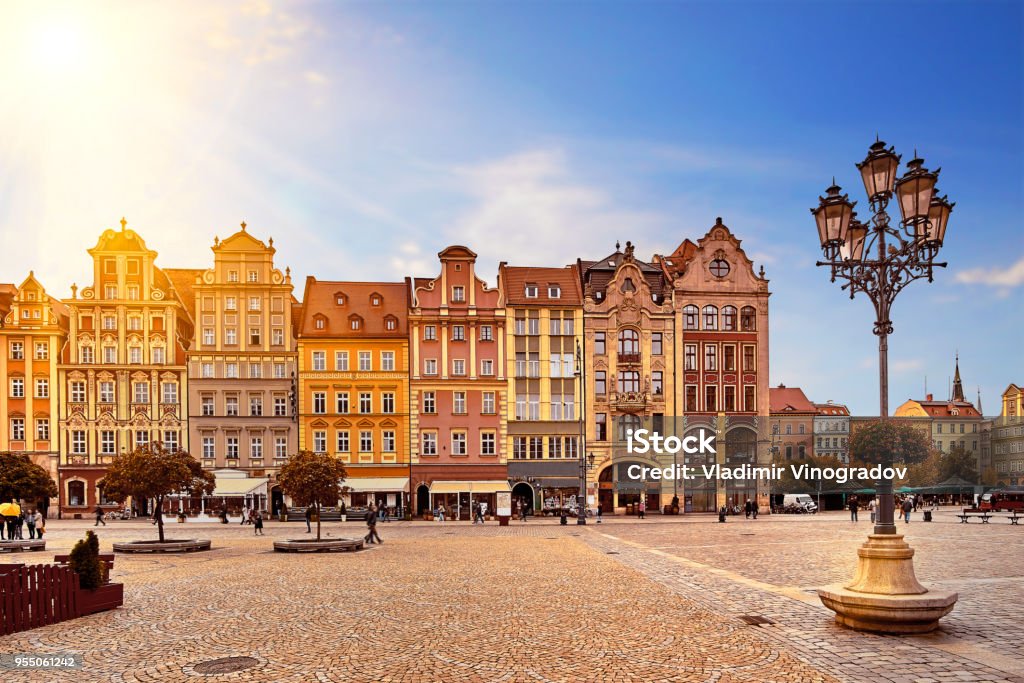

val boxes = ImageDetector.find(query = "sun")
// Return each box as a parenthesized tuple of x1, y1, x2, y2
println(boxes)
(31, 17, 88, 74)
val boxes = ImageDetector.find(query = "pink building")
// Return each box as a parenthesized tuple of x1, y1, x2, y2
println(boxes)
(408, 246, 509, 518)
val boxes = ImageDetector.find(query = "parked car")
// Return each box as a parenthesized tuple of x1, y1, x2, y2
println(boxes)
(782, 494, 818, 513)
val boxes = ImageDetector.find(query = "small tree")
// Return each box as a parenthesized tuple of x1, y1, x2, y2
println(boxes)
(0, 452, 58, 503)
(102, 443, 215, 543)
(69, 530, 106, 590)
(277, 450, 347, 541)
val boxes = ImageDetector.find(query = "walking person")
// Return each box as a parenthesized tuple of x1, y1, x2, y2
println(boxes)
(436, 503, 445, 524)
(364, 504, 383, 544)
(752, 499, 759, 519)
(596, 504, 603, 524)
(26, 509, 36, 539)
(254, 512, 264, 536)
(471, 501, 479, 525)
(868, 498, 877, 524)
(305, 505, 314, 533)
(744, 499, 752, 519)
(638, 500, 646, 520)
(33, 509, 44, 539)
(519, 500, 528, 522)
(902, 496, 913, 523)
(94, 505, 106, 526)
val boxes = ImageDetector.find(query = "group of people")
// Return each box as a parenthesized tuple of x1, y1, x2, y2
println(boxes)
(848, 494, 929, 524)
(239, 507, 265, 534)
(743, 499, 760, 519)
(1, 508, 44, 540)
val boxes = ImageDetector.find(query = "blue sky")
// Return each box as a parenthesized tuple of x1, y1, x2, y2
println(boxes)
(1, 0, 1021, 414)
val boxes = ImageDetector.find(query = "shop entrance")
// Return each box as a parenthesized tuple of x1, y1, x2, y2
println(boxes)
(511, 482, 534, 513)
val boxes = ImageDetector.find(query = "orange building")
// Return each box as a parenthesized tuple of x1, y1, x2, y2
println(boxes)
(0, 273, 70, 513)
(296, 279, 411, 513)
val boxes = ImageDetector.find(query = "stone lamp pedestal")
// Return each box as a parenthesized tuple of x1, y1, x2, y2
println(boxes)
(818, 534, 957, 634)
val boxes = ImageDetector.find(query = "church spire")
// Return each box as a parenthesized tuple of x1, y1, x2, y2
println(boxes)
(976, 387, 983, 415)
(951, 353, 965, 402)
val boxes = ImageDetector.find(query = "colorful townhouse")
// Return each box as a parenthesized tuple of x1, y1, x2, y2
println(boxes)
(409, 246, 508, 518)
(297, 278, 411, 513)
(56, 220, 193, 517)
(0, 273, 69, 512)
(498, 263, 584, 514)
(183, 223, 299, 515)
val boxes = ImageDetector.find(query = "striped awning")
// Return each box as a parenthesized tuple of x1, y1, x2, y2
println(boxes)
(343, 477, 409, 493)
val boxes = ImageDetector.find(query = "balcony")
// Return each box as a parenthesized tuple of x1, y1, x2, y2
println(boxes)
(617, 353, 641, 365)
(611, 391, 648, 411)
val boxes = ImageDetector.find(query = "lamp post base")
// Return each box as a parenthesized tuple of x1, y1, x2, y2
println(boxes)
(576, 517, 587, 525)
(818, 534, 957, 634)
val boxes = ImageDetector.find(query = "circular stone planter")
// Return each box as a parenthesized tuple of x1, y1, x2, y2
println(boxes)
(0, 539, 45, 553)
(113, 539, 212, 553)
(273, 538, 364, 553)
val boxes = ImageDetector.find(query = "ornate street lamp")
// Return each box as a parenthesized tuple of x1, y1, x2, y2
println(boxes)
(814, 140, 958, 634)
(576, 339, 588, 524)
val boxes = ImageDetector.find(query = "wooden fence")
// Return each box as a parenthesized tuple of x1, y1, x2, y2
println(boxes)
(0, 563, 81, 635)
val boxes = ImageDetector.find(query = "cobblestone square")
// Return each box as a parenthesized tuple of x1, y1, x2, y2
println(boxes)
(2, 510, 1021, 682)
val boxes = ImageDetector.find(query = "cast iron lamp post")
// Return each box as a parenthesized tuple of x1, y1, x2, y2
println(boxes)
(575, 340, 595, 524)
(814, 139, 958, 633)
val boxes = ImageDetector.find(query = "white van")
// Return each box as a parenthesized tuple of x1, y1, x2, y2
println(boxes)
(783, 494, 818, 513)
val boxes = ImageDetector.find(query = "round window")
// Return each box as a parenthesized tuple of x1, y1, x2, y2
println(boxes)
(709, 259, 730, 278)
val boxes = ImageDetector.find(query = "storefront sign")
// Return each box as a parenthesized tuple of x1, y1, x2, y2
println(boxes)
(496, 491, 512, 517)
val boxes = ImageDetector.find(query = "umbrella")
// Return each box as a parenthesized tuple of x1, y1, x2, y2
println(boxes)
(0, 502, 21, 517)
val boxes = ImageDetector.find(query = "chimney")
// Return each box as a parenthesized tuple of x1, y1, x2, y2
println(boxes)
(926, 393, 933, 401)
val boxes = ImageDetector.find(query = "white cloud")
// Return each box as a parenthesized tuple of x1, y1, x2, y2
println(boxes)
(955, 256, 1024, 288)
(892, 359, 924, 374)
(445, 148, 677, 274)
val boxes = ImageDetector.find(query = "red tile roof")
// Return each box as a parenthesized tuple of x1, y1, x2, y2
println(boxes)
(499, 264, 582, 305)
(299, 278, 409, 338)
(164, 268, 203, 322)
(914, 400, 982, 418)
(770, 385, 817, 414)
(814, 402, 850, 416)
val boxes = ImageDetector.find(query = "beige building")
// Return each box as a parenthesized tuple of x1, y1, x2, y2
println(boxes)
(58, 220, 194, 516)
(991, 384, 1024, 485)
(182, 224, 298, 513)
(894, 357, 987, 473)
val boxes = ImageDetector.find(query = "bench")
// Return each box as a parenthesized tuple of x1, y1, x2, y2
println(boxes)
(1006, 514, 1023, 525)
(957, 513, 992, 524)
(54, 553, 115, 572)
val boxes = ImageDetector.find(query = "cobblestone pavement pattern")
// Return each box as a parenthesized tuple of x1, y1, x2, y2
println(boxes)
(1, 508, 1019, 683)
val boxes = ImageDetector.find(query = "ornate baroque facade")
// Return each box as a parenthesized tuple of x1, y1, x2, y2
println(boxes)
(184, 224, 298, 509)
(57, 221, 193, 516)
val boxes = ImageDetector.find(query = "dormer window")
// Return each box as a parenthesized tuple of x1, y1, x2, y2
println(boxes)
(370, 294, 381, 306)
(548, 284, 561, 298)
(335, 293, 345, 306)
(525, 284, 538, 298)
(349, 315, 363, 330)
(384, 316, 397, 331)
(314, 315, 326, 330)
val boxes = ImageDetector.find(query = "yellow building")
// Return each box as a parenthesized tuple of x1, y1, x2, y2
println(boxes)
(296, 279, 411, 512)
(57, 220, 194, 517)
(0, 273, 69, 510)
(498, 264, 585, 513)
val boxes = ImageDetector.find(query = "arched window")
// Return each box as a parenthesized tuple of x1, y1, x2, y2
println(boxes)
(683, 305, 699, 330)
(722, 306, 737, 331)
(740, 306, 756, 331)
(68, 480, 86, 507)
(702, 305, 718, 330)
(617, 329, 639, 356)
